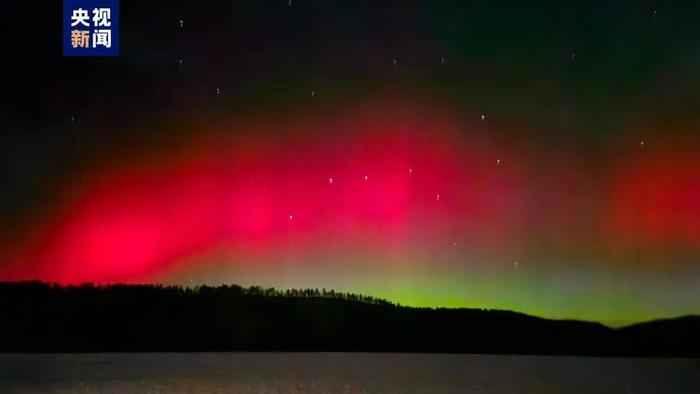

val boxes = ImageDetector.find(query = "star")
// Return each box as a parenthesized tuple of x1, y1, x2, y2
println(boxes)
(514, 261, 519, 268)
(408, 168, 413, 175)
(441, 56, 445, 65)
(289, 214, 293, 221)
(364, 175, 368, 182)
(179, 19, 184, 28)
(436, 193, 440, 201)
(496, 159, 501, 166)
(311, 90, 315, 97)
(571, 52, 576, 62)
(216, 87, 221, 95)
(178, 59, 183, 66)
(288, 0, 292, 6)
(640, 140, 645, 149)
(481, 114, 485, 121)
(328, 177, 333, 184)
(393, 57, 398, 68)
(452, 241, 457, 247)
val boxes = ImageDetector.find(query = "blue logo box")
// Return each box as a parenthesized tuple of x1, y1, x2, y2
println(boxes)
(63, 0, 119, 56)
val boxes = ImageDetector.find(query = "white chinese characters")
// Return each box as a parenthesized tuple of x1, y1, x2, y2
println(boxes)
(70, 8, 90, 27)
(93, 29, 111, 48)
(92, 8, 111, 27)
(69, 7, 112, 49)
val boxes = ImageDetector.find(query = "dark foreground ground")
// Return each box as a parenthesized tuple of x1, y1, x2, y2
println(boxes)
(1, 352, 699, 393)
(1, 282, 699, 356)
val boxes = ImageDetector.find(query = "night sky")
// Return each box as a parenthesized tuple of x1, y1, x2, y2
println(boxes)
(3, 1, 700, 325)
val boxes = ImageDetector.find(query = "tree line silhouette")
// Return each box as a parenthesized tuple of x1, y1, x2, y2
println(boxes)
(4, 281, 396, 306)
(0, 281, 698, 356)
(214, 284, 395, 306)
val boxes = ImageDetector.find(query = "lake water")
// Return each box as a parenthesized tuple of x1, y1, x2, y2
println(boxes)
(0, 352, 698, 393)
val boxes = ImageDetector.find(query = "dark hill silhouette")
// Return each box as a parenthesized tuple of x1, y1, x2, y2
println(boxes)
(0, 281, 697, 356)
